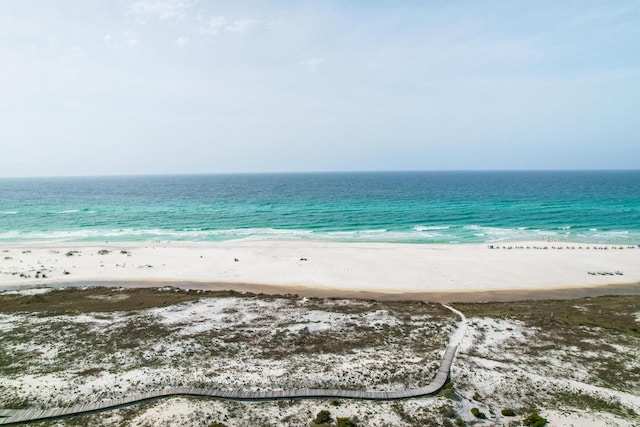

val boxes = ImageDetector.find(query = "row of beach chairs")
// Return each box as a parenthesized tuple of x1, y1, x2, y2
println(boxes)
(587, 271, 624, 276)
(488, 245, 638, 250)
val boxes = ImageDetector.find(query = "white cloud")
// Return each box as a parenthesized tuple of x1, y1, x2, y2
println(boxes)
(202, 16, 226, 35)
(103, 34, 119, 48)
(126, 0, 187, 23)
(124, 31, 141, 47)
(174, 36, 190, 48)
(201, 16, 259, 35)
(225, 19, 258, 34)
(299, 57, 325, 73)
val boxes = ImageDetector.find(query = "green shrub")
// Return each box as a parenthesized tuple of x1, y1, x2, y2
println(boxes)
(438, 404, 457, 419)
(455, 418, 465, 426)
(336, 417, 357, 427)
(501, 408, 516, 416)
(314, 409, 332, 425)
(98, 249, 111, 255)
(439, 381, 456, 399)
(471, 407, 486, 419)
(523, 412, 548, 427)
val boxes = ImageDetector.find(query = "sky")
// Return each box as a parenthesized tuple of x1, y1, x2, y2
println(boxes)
(1, 0, 639, 177)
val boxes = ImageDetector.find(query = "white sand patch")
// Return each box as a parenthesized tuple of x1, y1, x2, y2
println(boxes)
(544, 409, 637, 427)
(285, 310, 349, 333)
(130, 397, 216, 427)
(125, 397, 425, 427)
(0, 313, 21, 332)
(88, 293, 129, 301)
(363, 310, 401, 326)
(1, 240, 639, 293)
(0, 287, 53, 296)
(462, 317, 531, 354)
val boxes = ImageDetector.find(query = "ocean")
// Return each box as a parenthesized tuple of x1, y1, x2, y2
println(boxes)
(0, 171, 639, 244)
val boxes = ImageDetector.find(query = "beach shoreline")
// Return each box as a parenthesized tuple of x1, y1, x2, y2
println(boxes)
(1, 240, 639, 299)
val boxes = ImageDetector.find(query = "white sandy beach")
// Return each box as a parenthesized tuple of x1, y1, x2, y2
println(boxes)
(1, 240, 638, 295)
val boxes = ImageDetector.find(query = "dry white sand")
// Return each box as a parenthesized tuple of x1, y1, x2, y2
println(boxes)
(1, 240, 638, 295)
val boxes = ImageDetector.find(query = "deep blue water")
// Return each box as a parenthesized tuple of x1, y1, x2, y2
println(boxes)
(0, 171, 639, 243)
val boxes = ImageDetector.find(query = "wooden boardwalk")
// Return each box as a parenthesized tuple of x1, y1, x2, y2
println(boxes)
(0, 344, 458, 425)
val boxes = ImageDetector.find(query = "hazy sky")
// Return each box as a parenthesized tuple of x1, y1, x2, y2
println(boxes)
(1, 1, 639, 177)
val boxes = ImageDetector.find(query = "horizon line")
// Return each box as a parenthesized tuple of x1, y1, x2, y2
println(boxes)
(1, 168, 639, 180)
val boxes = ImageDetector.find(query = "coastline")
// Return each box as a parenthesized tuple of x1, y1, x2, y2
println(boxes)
(1, 240, 639, 298)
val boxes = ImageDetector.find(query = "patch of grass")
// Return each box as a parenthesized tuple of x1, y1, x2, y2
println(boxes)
(77, 367, 104, 376)
(471, 407, 486, 419)
(457, 295, 640, 393)
(453, 295, 640, 338)
(549, 390, 635, 418)
(0, 287, 239, 313)
(313, 409, 332, 425)
(336, 417, 357, 427)
(438, 381, 456, 399)
(523, 412, 548, 426)
(501, 408, 516, 416)
(438, 404, 457, 418)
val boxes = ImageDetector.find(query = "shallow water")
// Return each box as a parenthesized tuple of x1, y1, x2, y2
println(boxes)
(1, 171, 639, 243)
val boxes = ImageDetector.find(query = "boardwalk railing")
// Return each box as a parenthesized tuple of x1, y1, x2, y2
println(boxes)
(0, 344, 458, 425)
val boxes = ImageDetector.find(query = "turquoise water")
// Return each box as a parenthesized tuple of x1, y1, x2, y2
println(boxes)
(0, 171, 639, 244)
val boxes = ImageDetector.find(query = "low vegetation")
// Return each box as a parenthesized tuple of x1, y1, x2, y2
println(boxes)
(0, 286, 455, 414)
(314, 409, 332, 425)
(452, 295, 640, 423)
(470, 407, 486, 419)
(453, 295, 640, 337)
(523, 412, 548, 426)
(1, 289, 639, 426)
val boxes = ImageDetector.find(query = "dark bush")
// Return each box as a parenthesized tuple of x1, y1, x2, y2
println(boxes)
(336, 417, 357, 427)
(501, 408, 516, 416)
(471, 407, 486, 419)
(314, 409, 332, 425)
(523, 412, 548, 426)
(439, 404, 457, 419)
(438, 381, 456, 399)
